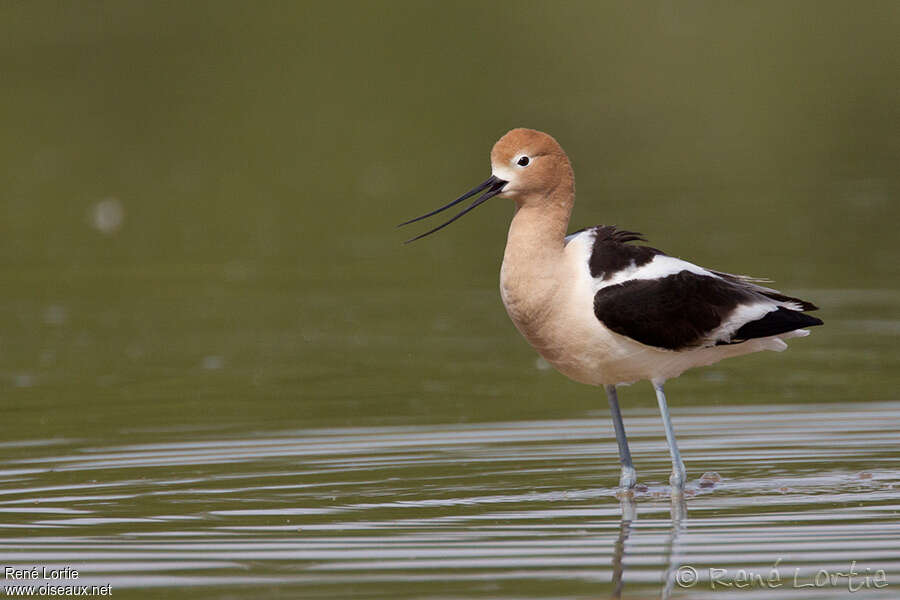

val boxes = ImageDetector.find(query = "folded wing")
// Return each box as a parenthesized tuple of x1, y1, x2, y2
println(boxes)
(579, 226, 822, 351)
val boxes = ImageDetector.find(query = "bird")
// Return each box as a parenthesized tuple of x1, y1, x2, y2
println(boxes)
(400, 128, 822, 492)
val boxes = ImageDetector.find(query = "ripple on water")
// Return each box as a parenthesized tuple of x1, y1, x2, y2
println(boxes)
(0, 402, 898, 598)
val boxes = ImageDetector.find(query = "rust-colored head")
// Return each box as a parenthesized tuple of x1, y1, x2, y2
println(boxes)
(400, 128, 574, 242)
(490, 128, 573, 202)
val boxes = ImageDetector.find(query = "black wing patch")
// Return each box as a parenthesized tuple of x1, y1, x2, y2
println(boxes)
(593, 271, 823, 351)
(594, 271, 754, 350)
(588, 226, 663, 280)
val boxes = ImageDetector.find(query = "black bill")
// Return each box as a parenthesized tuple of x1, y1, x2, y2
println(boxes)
(399, 175, 507, 243)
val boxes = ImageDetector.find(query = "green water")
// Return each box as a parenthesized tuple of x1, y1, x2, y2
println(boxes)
(1, 2, 898, 598)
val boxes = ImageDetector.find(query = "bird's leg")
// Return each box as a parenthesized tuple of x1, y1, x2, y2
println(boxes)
(653, 381, 686, 490)
(605, 384, 636, 489)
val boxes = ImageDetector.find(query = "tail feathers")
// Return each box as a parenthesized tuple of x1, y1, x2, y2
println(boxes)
(732, 307, 823, 342)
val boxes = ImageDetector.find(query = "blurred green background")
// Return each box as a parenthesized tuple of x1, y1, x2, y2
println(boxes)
(1, 0, 898, 441)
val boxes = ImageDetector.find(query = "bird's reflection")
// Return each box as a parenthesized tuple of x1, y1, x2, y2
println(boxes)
(610, 492, 688, 600)
(610, 495, 635, 598)
(661, 493, 688, 600)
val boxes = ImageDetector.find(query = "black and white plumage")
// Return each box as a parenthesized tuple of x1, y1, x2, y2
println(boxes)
(544, 225, 822, 389)
(581, 226, 822, 352)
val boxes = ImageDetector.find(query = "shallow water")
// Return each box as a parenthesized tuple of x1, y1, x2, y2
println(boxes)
(1, 275, 898, 599)
(1, 400, 899, 598)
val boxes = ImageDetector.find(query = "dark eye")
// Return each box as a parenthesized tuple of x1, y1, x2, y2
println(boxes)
(517, 156, 530, 167)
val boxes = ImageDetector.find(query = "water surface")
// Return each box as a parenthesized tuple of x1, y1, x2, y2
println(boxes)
(1, 398, 898, 598)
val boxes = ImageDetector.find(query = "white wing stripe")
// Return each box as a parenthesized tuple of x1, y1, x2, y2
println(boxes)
(708, 302, 778, 343)
(592, 254, 720, 294)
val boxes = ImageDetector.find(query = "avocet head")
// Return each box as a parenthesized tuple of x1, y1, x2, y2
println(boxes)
(489, 128, 572, 200)
(399, 128, 573, 242)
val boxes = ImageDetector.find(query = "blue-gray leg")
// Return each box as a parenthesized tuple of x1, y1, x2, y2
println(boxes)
(605, 384, 636, 489)
(653, 381, 687, 490)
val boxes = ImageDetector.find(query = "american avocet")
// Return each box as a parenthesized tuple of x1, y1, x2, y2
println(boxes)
(401, 128, 822, 491)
